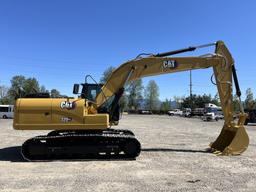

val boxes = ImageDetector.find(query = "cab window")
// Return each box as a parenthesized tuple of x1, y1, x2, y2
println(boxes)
(87, 89, 97, 101)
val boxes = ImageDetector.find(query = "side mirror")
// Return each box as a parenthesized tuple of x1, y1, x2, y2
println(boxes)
(73, 84, 80, 94)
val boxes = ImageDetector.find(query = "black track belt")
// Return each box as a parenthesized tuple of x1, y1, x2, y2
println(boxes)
(21, 129, 141, 161)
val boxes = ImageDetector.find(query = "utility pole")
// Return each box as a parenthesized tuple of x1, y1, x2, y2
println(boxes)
(189, 70, 192, 108)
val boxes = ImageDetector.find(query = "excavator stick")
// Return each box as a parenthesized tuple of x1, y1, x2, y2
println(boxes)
(210, 115, 249, 155)
(207, 42, 249, 155)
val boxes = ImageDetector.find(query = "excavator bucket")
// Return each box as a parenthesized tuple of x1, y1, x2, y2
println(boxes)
(210, 117, 249, 155)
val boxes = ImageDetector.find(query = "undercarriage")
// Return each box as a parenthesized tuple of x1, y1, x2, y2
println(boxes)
(21, 129, 141, 161)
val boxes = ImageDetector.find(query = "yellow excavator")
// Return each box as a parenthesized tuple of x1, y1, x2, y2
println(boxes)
(13, 41, 249, 161)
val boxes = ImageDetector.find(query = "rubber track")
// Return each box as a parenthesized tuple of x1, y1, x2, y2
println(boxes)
(21, 131, 141, 161)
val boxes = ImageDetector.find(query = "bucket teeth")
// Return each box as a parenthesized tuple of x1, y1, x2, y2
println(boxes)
(213, 150, 221, 154)
(209, 125, 249, 155)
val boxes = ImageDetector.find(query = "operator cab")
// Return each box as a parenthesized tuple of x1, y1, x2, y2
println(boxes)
(73, 83, 103, 102)
(73, 82, 121, 124)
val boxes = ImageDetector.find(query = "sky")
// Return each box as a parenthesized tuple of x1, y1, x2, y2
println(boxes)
(0, 0, 256, 100)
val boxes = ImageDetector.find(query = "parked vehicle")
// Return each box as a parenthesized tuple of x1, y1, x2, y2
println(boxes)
(182, 108, 191, 117)
(0, 105, 14, 119)
(244, 109, 256, 125)
(168, 109, 183, 116)
(202, 103, 223, 121)
(139, 110, 152, 115)
(191, 108, 205, 116)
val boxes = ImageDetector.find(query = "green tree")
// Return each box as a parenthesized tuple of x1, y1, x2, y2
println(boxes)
(160, 98, 170, 111)
(100, 66, 115, 83)
(173, 96, 184, 109)
(0, 85, 11, 104)
(8, 75, 26, 100)
(8, 76, 40, 100)
(181, 94, 220, 109)
(144, 80, 159, 110)
(23, 77, 40, 94)
(127, 79, 143, 110)
(0, 85, 9, 99)
(200, 94, 213, 106)
(245, 88, 255, 109)
(99, 66, 127, 113)
(119, 93, 128, 113)
(3, 75, 60, 103)
(50, 89, 61, 98)
(212, 93, 220, 106)
(40, 85, 49, 93)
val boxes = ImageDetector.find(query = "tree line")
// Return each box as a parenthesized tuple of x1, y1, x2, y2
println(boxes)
(0, 75, 64, 104)
(243, 88, 256, 110)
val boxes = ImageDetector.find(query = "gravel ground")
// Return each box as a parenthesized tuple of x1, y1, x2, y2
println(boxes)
(0, 115, 255, 192)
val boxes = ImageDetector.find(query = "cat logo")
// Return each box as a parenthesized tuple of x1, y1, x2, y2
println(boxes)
(163, 60, 178, 69)
(60, 101, 76, 110)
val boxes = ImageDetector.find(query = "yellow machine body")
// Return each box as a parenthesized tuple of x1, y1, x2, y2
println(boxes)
(13, 98, 109, 130)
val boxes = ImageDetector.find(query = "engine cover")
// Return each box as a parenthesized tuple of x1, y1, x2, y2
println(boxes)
(13, 98, 109, 130)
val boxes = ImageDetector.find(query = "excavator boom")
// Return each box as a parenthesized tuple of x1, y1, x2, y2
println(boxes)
(95, 40, 249, 155)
